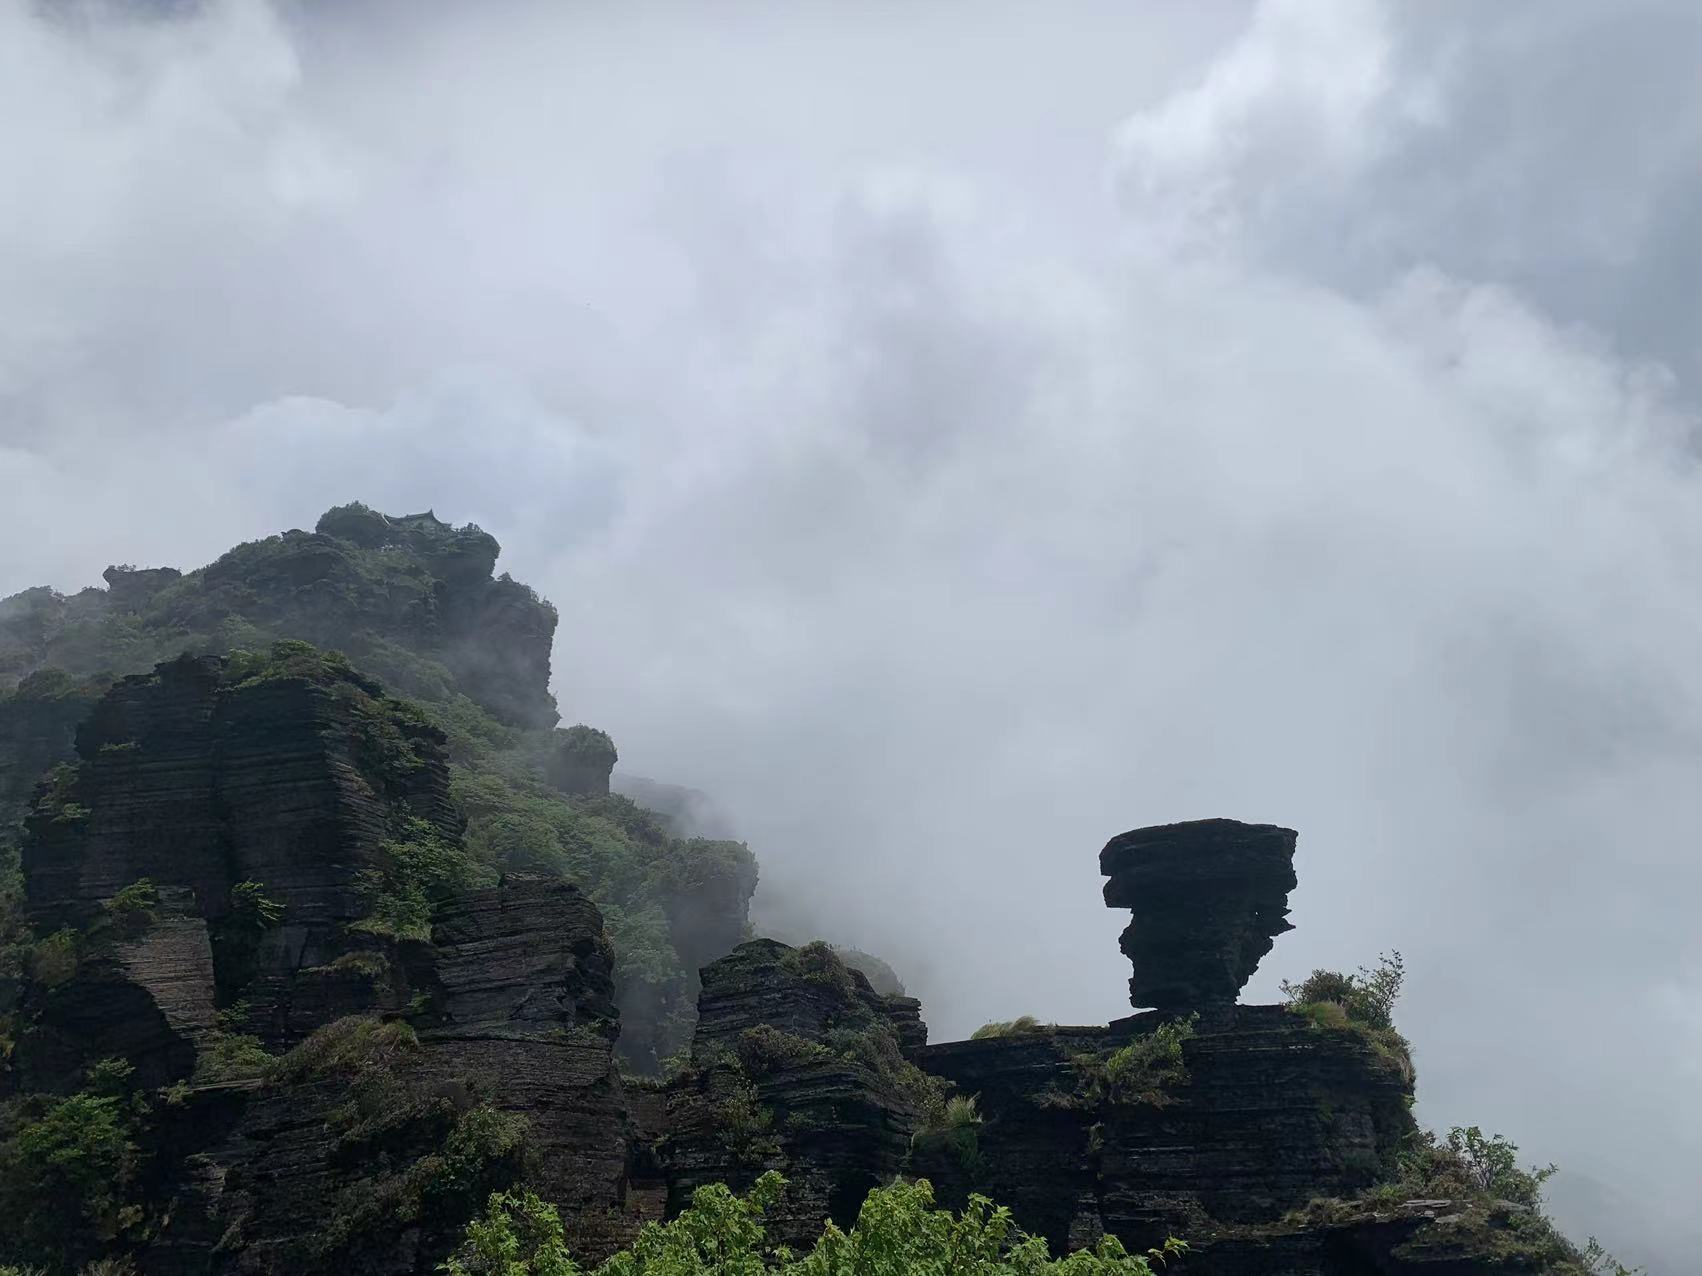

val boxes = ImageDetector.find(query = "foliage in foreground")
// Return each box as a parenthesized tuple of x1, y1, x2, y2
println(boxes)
(0, 1059, 148, 1269)
(443, 1172, 1186, 1276)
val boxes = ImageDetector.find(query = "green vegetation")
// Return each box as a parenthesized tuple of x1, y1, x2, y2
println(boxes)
(1281, 952, 1414, 1082)
(266, 1014, 419, 1085)
(192, 1006, 274, 1083)
(444, 1171, 1187, 1275)
(27, 927, 80, 988)
(321, 1100, 531, 1258)
(228, 880, 285, 928)
(0, 509, 761, 1070)
(970, 1015, 1048, 1040)
(1292, 1124, 1638, 1275)
(101, 880, 158, 939)
(703, 1070, 781, 1165)
(353, 814, 492, 942)
(0, 1060, 148, 1269)
(910, 1094, 984, 1177)
(732, 1025, 830, 1074)
(1048, 1016, 1197, 1110)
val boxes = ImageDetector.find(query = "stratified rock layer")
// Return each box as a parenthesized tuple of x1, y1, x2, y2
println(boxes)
(0, 622, 1585, 1276)
(649, 939, 929, 1248)
(1101, 819, 1298, 1010)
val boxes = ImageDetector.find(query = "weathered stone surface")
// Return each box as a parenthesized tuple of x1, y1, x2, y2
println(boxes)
(1101, 819, 1298, 1010)
(546, 725, 618, 798)
(142, 876, 635, 1275)
(414, 873, 618, 1036)
(102, 566, 184, 612)
(15, 649, 459, 1084)
(913, 1005, 1415, 1263)
(690, 938, 924, 1063)
(652, 939, 930, 1248)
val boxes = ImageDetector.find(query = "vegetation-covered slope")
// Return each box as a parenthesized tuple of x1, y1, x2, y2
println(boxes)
(0, 504, 757, 1069)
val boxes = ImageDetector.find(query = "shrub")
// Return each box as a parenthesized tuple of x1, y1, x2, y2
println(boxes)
(228, 880, 285, 930)
(1281, 952, 1404, 1032)
(442, 1171, 1187, 1274)
(784, 942, 859, 1001)
(821, 1025, 947, 1115)
(266, 1015, 418, 1085)
(320, 1102, 531, 1258)
(733, 1026, 828, 1075)
(711, 1076, 781, 1165)
(443, 1188, 577, 1276)
(352, 816, 487, 942)
(28, 928, 80, 987)
(910, 1094, 984, 1176)
(1282, 952, 1413, 1083)
(970, 1015, 1048, 1040)
(1341, 1125, 1630, 1275)
(0, 1088, 145, 1265)
(193, 1031, 273, 1084)
(102, 880, 158, 939)
(1057, 1015, 1197, 1109)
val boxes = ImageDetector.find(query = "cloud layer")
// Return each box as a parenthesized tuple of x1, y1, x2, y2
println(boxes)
(2, 1, 1698, 1265)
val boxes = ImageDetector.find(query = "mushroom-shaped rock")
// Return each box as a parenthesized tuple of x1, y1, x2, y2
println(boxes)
(546, 723, 618, 797)
(1100, 818, 1298, 1011)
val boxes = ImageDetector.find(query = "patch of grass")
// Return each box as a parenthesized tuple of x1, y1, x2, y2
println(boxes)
(1283, 953, 1415, 1085)
(970, 1015, 1049, 1039)
(733, 1025, 829, 1075)
(351, 816, 490, 942)
(1050, 1015, 1197, 1109)
(266, 1016, 419, 1085)
(911, 1093, 985, 1176)
(192, 1032, 273, 1084)
(28, 928, 80, 988)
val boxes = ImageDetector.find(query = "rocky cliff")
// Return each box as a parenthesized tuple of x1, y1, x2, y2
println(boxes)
(0, 514, 1608, 1275)
(0, 506, 759, 1071)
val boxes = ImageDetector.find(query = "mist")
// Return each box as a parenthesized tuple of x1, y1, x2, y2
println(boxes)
(3, 1, 1699, 1266)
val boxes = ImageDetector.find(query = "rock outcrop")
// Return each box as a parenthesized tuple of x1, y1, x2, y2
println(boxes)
(0, 509, 1593, 1275)
(3, 650, 640, 1273)
(547, 725, 618, 798)
(1101, 819, 1298, 1011)
(652, 939, 932, 1249)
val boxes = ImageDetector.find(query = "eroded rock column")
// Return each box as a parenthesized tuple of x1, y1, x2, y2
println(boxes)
(1099, 817, 1298, 1011)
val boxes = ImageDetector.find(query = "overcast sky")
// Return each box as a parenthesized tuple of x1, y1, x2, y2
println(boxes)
(2, 1, 1699, 1266)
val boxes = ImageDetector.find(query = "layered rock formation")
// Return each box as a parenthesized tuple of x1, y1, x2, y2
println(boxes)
(0, 508, 1592, 1274)
(547, 725, 619, 798)
(0, 505, 560, 730)
(1101, 819, 1298, 1010)
(2, 650, 638, 1273)
(0, 715, 1585, 1274)
(651, 939, 932, 1248)
(0, 506, 759, 1075)
(12, 646, 460, 1089)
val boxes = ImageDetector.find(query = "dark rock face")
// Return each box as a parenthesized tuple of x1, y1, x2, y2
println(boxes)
(546, 725, 618, 798)
(0, 633, 1573, 1276)
(101, 566, 184, 612)
(5, 653, 638, 1273)
(0, 505, 560, 730)
(688, 939, 924, 1064)
(655, 939, 930, 1249)
(1101, 819, 1298, 1010)
(141, 872, 634, 1275)
(12, 650, 461, 1088)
